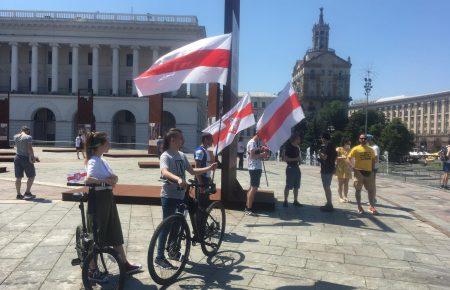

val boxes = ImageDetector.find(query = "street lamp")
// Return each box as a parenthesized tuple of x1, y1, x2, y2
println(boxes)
(364, 73, 373, 134)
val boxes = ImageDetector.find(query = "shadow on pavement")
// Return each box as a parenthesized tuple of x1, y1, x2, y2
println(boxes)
(277, 281, 357, 289)
(125, 277, 158, 289)
(224, 232, 259, 243)
(26, 197, 53, 203)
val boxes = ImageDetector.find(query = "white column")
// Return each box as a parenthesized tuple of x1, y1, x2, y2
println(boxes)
(111, 45, 119, 95)
(30, 42, 39, 93)
(152, 46, 159, 64)
(434, 100, 438, 134)
(413, 103, 418, 134)
(132, 46, 140, 95)
(441, 99, 446, 134)
(91, 44, 99, 95)
(71, 44, 79, 94)
(50, 43, 59, 93)
(427, 101, 431, 135)
(9, 42, 19, 92)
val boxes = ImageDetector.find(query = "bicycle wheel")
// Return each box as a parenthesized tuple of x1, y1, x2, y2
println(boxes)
(201, 201, 226, 257)
(82, 247, 125, 290)
(147, 214, 191, 285)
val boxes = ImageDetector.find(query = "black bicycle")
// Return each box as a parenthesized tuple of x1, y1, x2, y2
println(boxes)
(68, 182, 125, 290)
(147, 179, 226, 285)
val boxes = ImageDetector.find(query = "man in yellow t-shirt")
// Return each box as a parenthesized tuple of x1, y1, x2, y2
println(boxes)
(347, 134, 377, 215)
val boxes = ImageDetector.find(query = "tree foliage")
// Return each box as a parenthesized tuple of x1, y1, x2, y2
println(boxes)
(379, 118, 414, 162)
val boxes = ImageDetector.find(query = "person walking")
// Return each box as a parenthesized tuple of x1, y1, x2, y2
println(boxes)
(440, 140, 450, 189)
(237, 136, 245, 170)
(157, 128, 217, 269)
(367, 134, 380, 202)
(318, 132, 337, 212)
(13, 126, 37, 200)
(245, 134, 269, 216)
(335, 138, 352, 203)
(84, 131, 142, 276)
(283, 135, 302, 207)
(75, 133, 84, 159)
(347, 134, 377, 214)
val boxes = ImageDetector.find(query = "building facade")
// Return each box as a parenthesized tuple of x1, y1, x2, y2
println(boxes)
(349, 91, 450, 149)
(0, 10, 207, 151)
(292, 8, 351, 113)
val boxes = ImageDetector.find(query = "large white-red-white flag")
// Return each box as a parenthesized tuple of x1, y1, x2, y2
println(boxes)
(134, 34, 231, 97)
(203, 94, 255, 155)
(256, 82, 305, 152)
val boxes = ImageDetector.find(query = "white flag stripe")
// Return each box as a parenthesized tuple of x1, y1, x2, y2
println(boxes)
(256, 82, 292, 129)
(153, 34, 231, 66)
(264, 106, 304, 151)
(134, 66, 228, 97)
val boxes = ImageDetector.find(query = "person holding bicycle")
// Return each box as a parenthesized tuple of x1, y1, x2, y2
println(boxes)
(157, 128, 217, 269)
(84, 131, 142, 278)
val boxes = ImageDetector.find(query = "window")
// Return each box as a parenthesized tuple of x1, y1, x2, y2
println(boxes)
(47, 78, 52, 92)
(48, 51, 52, 65)
(126, 80, 132, 95)
(253, 102, 258, 108)
(69, 52, 72, 65)
(126, 54, 133, 67)
(28, 50, 32, 64)
(68, 78, 72, 91)
(88, 79, 92, 90)
(310, 70, 315, 80)
(262, 102, 266, 108)
(88, 53, 93, 66)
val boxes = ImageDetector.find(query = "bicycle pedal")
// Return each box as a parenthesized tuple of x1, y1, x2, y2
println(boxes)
(71, 258, 81, 266)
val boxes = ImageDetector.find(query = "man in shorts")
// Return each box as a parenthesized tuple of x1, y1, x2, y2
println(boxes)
(13, 126, 37, 200)
(283, 134, 302, 207)
(440, 140, 450, 189)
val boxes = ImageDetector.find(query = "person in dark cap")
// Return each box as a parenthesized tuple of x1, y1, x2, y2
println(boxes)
(318, 132, 337, 212)
(13, 126, 37, 200)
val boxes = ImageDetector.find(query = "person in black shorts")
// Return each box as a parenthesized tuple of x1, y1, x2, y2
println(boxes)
(283, 134, 302, 207)
(13, 126, 37, 200)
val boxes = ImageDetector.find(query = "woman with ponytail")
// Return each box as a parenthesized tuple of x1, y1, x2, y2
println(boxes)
(84, 131, 142, 276)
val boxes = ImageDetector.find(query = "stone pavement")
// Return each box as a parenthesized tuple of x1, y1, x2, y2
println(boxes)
(1, 148, 450, 289)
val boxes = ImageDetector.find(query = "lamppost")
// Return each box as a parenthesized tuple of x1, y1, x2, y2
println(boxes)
(364, 72, 373, 134)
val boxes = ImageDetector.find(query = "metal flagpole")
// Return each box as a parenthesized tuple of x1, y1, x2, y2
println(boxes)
(258, 139, 269, 187)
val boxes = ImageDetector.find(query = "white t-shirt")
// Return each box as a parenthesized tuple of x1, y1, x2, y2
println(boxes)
(86, 156, 114, 180)
(194, 146, 211, 177)
(237, 141, 245, 153)
(75, 136, 82, 147)
(247, 139, 262, 170)
(371, 144, 380, 169)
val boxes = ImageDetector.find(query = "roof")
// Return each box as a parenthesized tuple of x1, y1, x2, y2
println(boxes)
(238, 92, 277, 98)
(374, 90, 450, 104)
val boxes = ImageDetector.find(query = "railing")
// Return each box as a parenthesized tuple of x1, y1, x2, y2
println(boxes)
(0, 10, 198, 25)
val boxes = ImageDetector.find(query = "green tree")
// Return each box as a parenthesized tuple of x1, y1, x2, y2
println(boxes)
(346, 109, 386, 143)
(380, 118, 414, 162)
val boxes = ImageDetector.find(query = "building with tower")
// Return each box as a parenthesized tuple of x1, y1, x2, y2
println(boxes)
(292, 8, 351, 113)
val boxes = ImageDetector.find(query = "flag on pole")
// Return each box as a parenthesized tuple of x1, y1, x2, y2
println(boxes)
(203, 93, 255, 155)
(134, 34, 232, 97)
(256, 82, 305, 153)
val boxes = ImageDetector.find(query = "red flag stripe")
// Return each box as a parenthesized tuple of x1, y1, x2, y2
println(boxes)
(258, 93, 301, 142)
(139, 49, 230, 78)
(211, 102, 254, 144)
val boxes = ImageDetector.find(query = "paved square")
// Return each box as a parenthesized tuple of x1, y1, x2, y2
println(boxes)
(1, 148, 450, 289)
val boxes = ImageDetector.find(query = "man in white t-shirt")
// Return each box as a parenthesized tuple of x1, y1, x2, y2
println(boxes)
(245, 134, 269, 216)
(237, 136, 245, 170)
(367, 134, 380, 203)
(75, 133, 85, 159)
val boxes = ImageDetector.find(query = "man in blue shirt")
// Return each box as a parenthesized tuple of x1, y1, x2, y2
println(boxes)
(194, 133, 214, 187)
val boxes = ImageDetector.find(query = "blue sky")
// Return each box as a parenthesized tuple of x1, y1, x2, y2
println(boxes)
(1, 0, 449, 101)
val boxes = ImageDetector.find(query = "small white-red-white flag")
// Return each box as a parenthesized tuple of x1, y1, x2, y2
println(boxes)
(134, 34, 231, 97)
(256, 82, 305, 152)
(67, 170, 87, 184)
(203, 94, 255, 155)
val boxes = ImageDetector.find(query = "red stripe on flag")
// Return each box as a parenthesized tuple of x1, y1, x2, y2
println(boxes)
(139, 49, 230, 78)
(258, 93, 301, 143)
(211, 102, 254, 145)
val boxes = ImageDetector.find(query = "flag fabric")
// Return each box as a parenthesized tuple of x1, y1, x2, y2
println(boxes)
(203, 93, 255, 155)
(134, 33, 232, 97)
(256, 82, 305, 153)
(67, 170, 87, 184)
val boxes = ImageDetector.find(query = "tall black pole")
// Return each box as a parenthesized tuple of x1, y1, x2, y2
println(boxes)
(221, 0, 240, 202)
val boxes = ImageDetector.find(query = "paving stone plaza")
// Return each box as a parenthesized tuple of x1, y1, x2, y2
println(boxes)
(1, 148, 450, 289)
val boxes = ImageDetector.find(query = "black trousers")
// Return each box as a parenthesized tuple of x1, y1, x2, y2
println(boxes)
(237, 153, 244, 169)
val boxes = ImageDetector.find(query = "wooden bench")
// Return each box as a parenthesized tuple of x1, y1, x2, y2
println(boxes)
(104, 153, 157, 158)
(43, 148, 77, 153)
(138, 161, 196, 168)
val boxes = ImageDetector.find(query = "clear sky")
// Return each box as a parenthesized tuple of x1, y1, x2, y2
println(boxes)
(2, 0, 449, 101)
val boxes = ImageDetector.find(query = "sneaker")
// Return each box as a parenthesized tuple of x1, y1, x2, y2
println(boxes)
(440, 184, 445, 189)
(125, 263, 142, 275)
(368, 206, 378, 215)
(244, 208, 257, 216)
(339, 197, 345, 203)
(23, 192, 36, 200)
(16, 194, 24, 200)
(88, 269, 108, 284)
(154, 257, 175, 269)
(283, 201, 288, 208)
(293, 201, 303, 207)
(357, 206, 365, 214)
(320, 204, 334, 212)
(343, 197, 349, 203)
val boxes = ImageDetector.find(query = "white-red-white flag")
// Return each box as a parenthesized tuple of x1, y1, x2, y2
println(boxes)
(134, 34, 231, 97)
(256, 82, 305, 152)
(203, 94, 255, 155)
(67, 170, 87, 184)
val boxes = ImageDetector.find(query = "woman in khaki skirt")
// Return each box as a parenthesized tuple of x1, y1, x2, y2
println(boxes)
(84, 132, 141, 278)
(335, 138, 352, 202)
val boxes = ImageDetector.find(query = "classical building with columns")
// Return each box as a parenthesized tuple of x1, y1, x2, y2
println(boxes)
(349, 91, 450, 149)
(0, 10, 207, 151)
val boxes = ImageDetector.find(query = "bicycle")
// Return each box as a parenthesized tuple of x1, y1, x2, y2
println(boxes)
(147, 179, 226, 285)
(68, 182, 126, 290)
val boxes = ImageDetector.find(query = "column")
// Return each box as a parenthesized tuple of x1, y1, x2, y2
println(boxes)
(111, 45, 119, 95)
(131, 46, 139, 95)
(389, 106, 393, 121)
(152, 46, 159, 64)
(434, 100, 438, 134)
(51, 43, 59, 93)
(71, 44, 79, 94)
(30, 42, 39, 93)
(91, 44, 99, 95)
(419, 102, 424, 135)
(447, 98, 450, 133)
(441, 99, 446, 134)
(413, 103, 418, 134)
(426, 101, 431, 135)
(407, 103, 412, 130)
(9, 42, 19, 92)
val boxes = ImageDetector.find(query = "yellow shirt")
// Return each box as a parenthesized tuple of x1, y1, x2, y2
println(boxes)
(348, 145, 375, 172)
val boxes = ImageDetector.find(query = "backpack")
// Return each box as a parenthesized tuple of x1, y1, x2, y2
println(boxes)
(439, 146, 448, 161)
